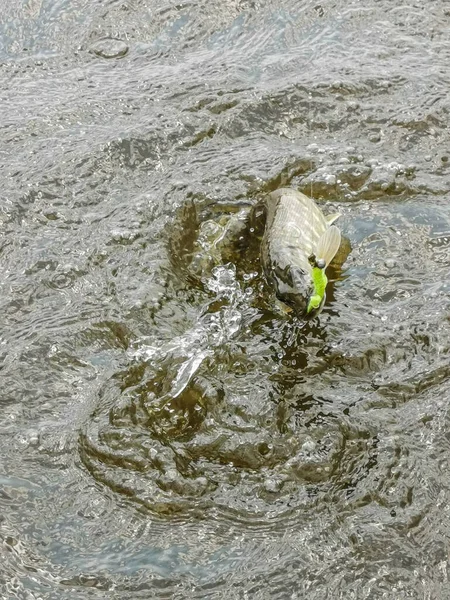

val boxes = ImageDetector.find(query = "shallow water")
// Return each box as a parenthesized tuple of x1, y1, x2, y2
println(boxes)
(1, 1, 450, 598)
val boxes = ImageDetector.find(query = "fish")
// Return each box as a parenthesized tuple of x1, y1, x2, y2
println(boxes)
(251, 188, 342, 318)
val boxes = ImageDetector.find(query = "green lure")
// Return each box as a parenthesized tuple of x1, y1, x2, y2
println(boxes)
(307, 256, 328, 314)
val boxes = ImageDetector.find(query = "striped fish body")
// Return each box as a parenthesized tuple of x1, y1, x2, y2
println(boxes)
(257, 188, 340, 317)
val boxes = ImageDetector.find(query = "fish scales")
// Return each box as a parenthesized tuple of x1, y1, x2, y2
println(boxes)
(262, 188, 329, 278)
(255, 188, 340, 317)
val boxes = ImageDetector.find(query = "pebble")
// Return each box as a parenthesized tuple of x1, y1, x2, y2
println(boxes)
(89, 38, 129, 59)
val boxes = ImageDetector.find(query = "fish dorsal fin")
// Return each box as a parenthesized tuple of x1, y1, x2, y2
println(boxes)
(325, 212, 341, 226)
(314, 225, 341, 266)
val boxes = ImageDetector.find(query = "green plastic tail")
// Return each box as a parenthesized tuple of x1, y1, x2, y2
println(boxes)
(307, 265, 328, 313)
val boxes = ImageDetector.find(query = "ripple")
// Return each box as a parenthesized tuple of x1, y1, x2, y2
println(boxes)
(79, 360, 349, 521)
(4, 0, 450, 595)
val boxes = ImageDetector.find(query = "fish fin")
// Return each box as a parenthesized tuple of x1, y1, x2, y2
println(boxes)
(314, 225, 341, 266)
(325, 212, 341, 226)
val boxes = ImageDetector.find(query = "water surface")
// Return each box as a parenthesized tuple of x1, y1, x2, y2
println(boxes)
(1, 0, 450, 598)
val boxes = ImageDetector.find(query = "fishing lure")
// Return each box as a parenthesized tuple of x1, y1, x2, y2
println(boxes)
(307, 255, 327, 314)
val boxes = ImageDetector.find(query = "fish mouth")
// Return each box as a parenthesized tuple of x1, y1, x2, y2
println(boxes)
(271, 265, 306, 311)
(270, 263, 327, 318)
(277, 291, 325, 319)
(275, 285, 313, 318)
(274, 267, 326, 319)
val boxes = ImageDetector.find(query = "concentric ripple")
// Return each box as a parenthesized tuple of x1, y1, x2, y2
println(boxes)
(79, 196, 450, 531)
(79, 259, 348, 519)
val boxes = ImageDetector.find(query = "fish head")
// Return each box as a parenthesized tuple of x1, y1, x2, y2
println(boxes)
(272, 264, 323, 318)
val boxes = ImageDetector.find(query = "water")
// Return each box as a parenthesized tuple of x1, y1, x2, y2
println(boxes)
(1, 1, 450, 598)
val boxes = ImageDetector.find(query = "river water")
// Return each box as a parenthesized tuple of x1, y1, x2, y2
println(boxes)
(1, 1, 450, 598)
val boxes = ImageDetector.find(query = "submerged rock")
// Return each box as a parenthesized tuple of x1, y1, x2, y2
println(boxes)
(89, 38, 129, 59)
